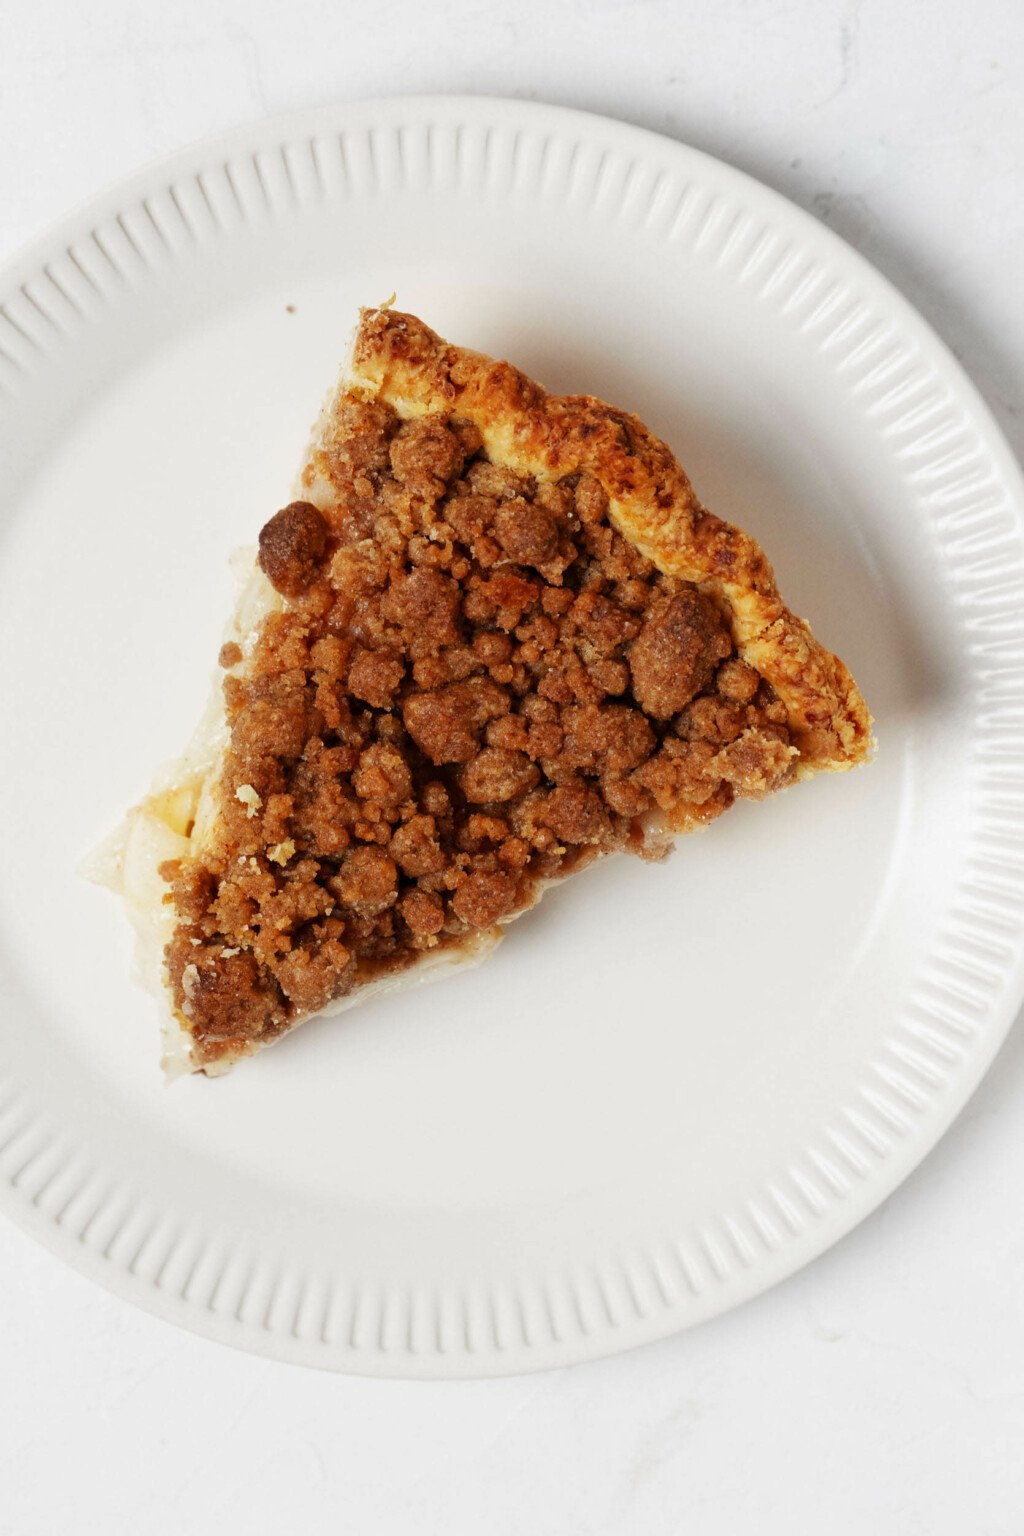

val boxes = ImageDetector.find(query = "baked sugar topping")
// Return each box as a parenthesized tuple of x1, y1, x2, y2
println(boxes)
(161, 402, 796, 1066)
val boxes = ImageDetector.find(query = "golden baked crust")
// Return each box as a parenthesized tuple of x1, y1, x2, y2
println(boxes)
(103, 303, 873, 1075)
(349, 306, 872, 772)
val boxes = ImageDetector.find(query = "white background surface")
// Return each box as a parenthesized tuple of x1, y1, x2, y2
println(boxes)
(1, 1, 1022, 1531)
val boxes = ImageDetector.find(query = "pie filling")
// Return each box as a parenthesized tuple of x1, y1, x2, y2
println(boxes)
(160, 399, 798, 1067)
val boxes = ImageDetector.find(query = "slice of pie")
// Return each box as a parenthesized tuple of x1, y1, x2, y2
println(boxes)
(99, 305, 872, 1074)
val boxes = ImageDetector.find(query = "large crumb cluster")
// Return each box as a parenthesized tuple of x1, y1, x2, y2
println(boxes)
(161, 400, 796, 1065)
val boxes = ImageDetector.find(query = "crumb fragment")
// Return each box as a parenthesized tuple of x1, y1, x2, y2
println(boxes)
(235, 784, 262, 817)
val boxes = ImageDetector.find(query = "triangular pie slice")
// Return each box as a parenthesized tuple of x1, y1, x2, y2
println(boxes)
(99, 305, 871, 1074)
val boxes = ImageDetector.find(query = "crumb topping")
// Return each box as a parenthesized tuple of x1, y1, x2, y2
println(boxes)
(161, 402, 796, 1064)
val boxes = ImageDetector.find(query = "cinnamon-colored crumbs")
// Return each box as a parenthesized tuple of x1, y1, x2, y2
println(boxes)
(163, 403, 795, 1064)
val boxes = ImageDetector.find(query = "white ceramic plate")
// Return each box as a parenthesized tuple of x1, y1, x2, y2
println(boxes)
(1, 96, 1023, 1378)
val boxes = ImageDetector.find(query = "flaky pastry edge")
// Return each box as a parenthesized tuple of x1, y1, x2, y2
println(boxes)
(91, 304, 871, 1074)
(345, 306, 872, 774)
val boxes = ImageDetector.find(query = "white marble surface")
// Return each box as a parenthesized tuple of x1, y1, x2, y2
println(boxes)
(2, 2, 1023, 1530)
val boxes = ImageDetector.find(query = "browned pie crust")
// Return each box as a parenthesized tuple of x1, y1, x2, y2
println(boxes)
(347, 307, 870, 770)
(106, 305, 872, 1074)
